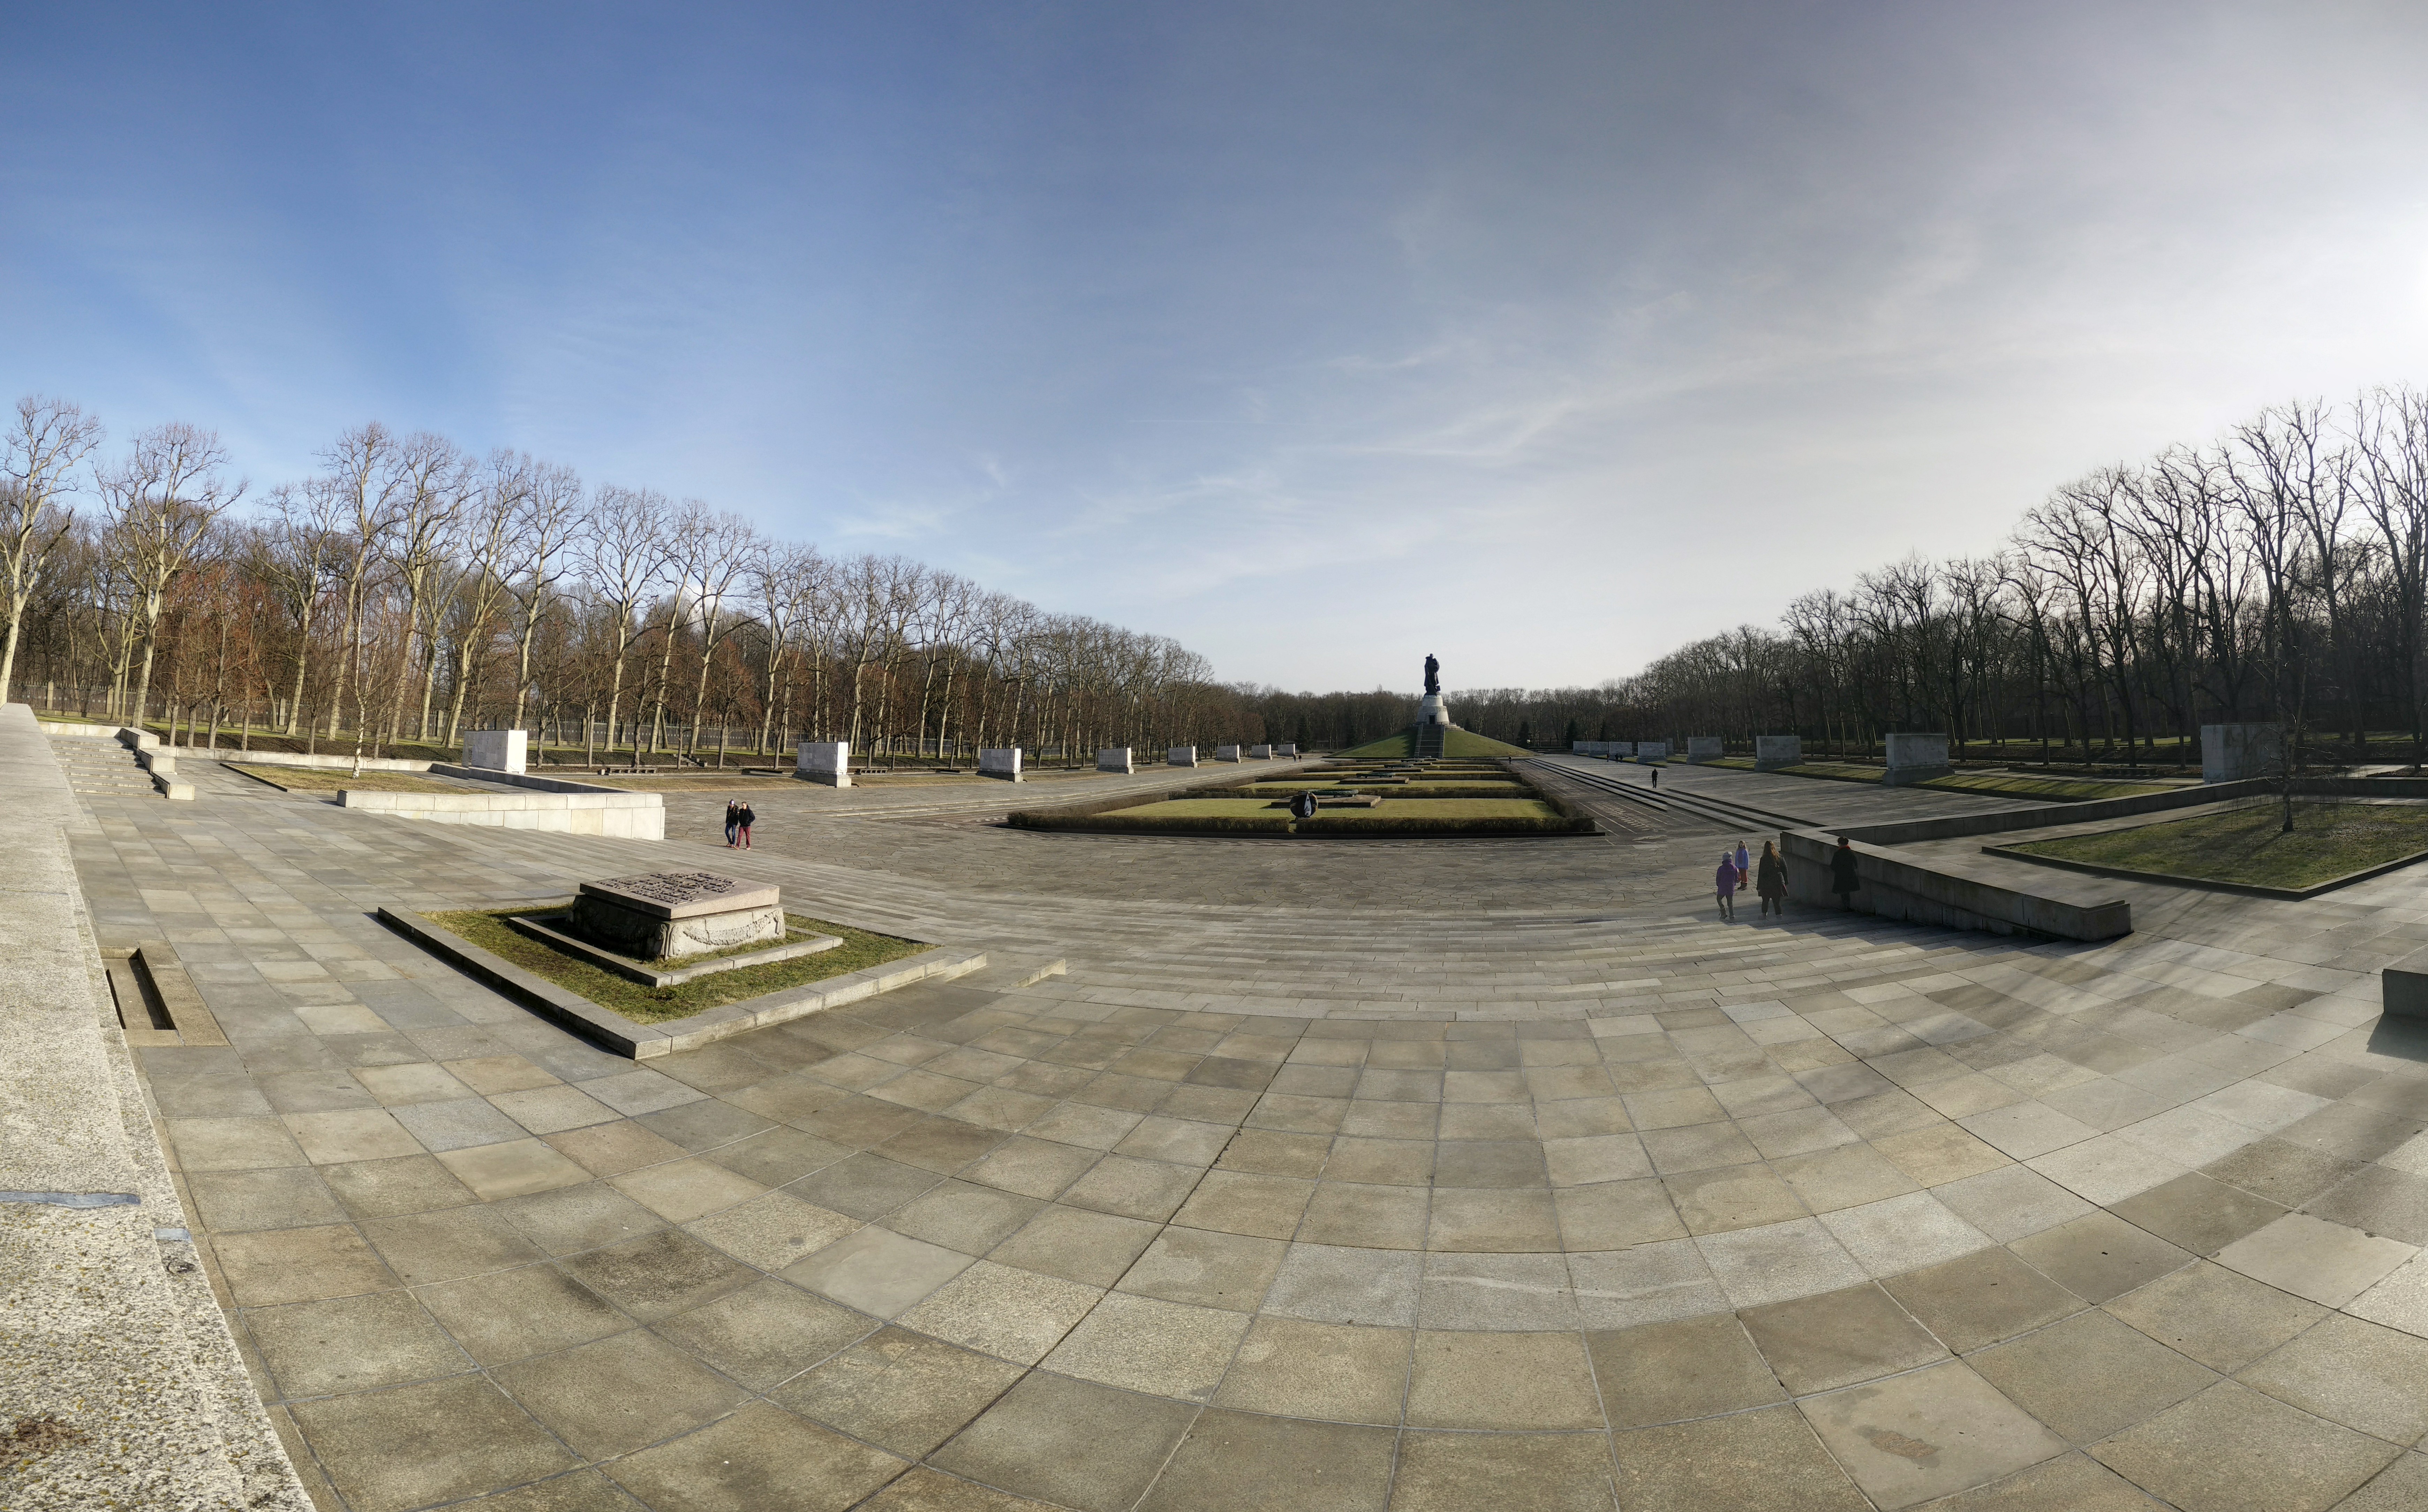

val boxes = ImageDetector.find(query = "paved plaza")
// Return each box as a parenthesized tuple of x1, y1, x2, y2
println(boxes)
(25, 738, 2428, 1510)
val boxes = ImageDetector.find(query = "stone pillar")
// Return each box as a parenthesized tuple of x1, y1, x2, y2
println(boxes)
(2202, 723, 2284, 783)
(795, 740, 851, 787)
(979, 747, 1023, 781)
(1884, 733, 1952, 786)
(1096, 747, 1133, 774)
(1214, 744, 1242, 762)
(1755, 735, 1801, 770)
(1686, 737, 1723, 764)
(1167, 746, 1197, 766)
(464, 728, 528, 774)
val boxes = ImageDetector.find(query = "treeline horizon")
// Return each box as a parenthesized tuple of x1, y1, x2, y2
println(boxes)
(0, 401, 1442, 762)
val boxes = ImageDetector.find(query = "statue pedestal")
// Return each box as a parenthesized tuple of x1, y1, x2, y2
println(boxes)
(1419, 694, 1449, 727)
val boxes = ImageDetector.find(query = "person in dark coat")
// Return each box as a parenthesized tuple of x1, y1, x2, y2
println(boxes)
(1714, 852, 1739, 920)
(735, 801, 756, 849)
(723, 799, 740, 847)
(1830, 835, 1861, 909)
(1756, 841, 1788, 916)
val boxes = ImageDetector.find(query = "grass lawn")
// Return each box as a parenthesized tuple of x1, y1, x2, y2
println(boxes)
(229, 765, 465, 794)
(428, 908, 928, 1024)
(1923, 771, 2174, 800)
(2007, 801, 2428, 890)
(1108, 797, 1559, 822)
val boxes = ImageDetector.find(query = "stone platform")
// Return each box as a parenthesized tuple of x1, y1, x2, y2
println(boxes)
(571, 871, 783, 960)
(22, 718, 2428, 1510)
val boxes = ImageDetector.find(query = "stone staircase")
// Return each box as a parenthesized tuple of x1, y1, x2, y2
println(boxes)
(1413, 719, 1445, 758)
(50, 735, 161, 803)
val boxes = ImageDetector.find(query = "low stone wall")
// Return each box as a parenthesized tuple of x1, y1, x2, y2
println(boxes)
(0, 703, 309, 1507)
(339, 788, 666, 839)
(1779, 828, 2131, 940)
(202, 747, 434, 772)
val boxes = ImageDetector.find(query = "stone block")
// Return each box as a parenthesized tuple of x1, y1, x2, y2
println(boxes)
(1215, 745, 1243, 762)
(462, 728, 528, 773)
(980, 747, 1023, 781)
(571, 872, 784, 961)
(1096, 748, 1133, 774)
(1607, 742, 1633, 758)
(2385, 947, 2428, 1021)
(1635, 741, 1669, 761)
(1686, 737, 1723, 763)
(1884, 733, 1951, 786)
(1167, 746, 1197, 767)
(2203, 723, 2283, 784)
(795, 741, 850, 788)
(1249, 744, 1273, 759)
(1755, 735, 1801, 770)
(1276, 743, 1298, 757)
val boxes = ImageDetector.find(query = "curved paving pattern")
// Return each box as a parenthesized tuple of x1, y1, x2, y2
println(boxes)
(58, 741, 2428, 1510)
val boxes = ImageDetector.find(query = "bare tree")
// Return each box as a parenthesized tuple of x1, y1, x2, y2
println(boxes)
(507, 458, 584, 734)
(94, 423, 246, 727)
(1, 396, 104, 701)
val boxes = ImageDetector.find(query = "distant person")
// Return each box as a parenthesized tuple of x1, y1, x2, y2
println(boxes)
(1734, 840, 1751, 891)
(1714, 851, 1739, 920)
(724, 799, 740, 847)
(1756, 841, 1787, 916)
(736, 801, 756, 849)
(1651, 766, 1659, 789)
(1831, 835, 1861, 910)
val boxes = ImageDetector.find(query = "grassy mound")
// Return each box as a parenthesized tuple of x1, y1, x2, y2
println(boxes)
(2003, 801, 2428, 891)
(1339, 728, 1534, 759)
(429, 909, 927, 1023)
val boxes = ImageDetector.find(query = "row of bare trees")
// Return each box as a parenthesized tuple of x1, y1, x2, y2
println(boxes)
(1, 403, 1315, 764)
(1448, 390, 2428, 766)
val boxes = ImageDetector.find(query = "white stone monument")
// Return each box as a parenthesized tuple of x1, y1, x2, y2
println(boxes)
(795, 740, 850, 787)
(1418, 693, 1450, 728)
(1755, 735, 1802, 770)
(1883, 733, 1952, 786)
(1096, 747, 1133, 774)
(2202, 723, 2283, 783)
(571, 871, 782, 961)
(979, 747, 1023, 781)
(1686, 736, 1724, 763)
(1636, 741, 1670, 761)
(1214, 744, 1242, 762)
(1249, 744, 1273, 759)
(463, 728, 528, 774)
(1168, 746, 1197, 766)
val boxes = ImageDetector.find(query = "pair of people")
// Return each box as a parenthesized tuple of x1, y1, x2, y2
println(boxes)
(723, 799, 756, 848)
(1717, 840, 1790, 918)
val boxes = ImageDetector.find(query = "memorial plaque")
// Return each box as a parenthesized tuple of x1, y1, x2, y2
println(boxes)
(571, 871, 784, 960)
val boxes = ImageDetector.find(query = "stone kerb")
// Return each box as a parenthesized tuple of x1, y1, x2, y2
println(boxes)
(462, 727, 528, 773)
(1214, 744, 1243, 762)
(1096, 747, 1133, 773)
(208, 748, 431, 773)
(1755, 734, 1802, 770)
(1167, 746, 1197, 766)
(1883, 732, 1952, 786)
(2203, 722, 2284, 783)
(979, 747, 1023, 781)
(795, 740, 851, 787)
(1686, 736, 1723, 763)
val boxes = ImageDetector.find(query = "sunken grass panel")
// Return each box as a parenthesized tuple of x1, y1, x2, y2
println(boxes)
(2006, 800, 2428, 890)
(428, 908, 926, 1024)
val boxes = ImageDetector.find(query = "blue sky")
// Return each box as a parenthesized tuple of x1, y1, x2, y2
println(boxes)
(8, 3, 2428, 692)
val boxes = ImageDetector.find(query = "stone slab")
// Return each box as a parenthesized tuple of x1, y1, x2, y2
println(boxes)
(2203, 723, 2283, 784)
(1098, 748, 1134, 774)
(462, 728, 528, 774)
(1687, 737, 1724, 763)
(1168, 747, 1197, 766)
(1884, 733, 1951, 786)
(1756, 735, 1802, 771)
(980, 747, 1023, 781)
(796, 740, 851, 787)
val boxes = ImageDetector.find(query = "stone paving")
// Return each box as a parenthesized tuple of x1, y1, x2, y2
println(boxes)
(48, 744, 2428, 1510)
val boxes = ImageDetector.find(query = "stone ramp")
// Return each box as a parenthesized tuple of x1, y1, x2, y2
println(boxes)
(1, 706, 309, 1510)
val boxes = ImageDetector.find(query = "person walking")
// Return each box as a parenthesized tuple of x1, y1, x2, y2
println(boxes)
(1651, 766, 1659, 789)
(1830, 835, 1861, 910)
(1756, 840, 1787, 917)
(735, 800, 756, 849)
(1734, 840, 1751, 892)
(723, 799, 740, 847)
(1714, 851, 1739, 920)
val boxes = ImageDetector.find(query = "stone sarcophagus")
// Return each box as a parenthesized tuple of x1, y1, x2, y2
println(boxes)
(571, 872, 783, 961)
